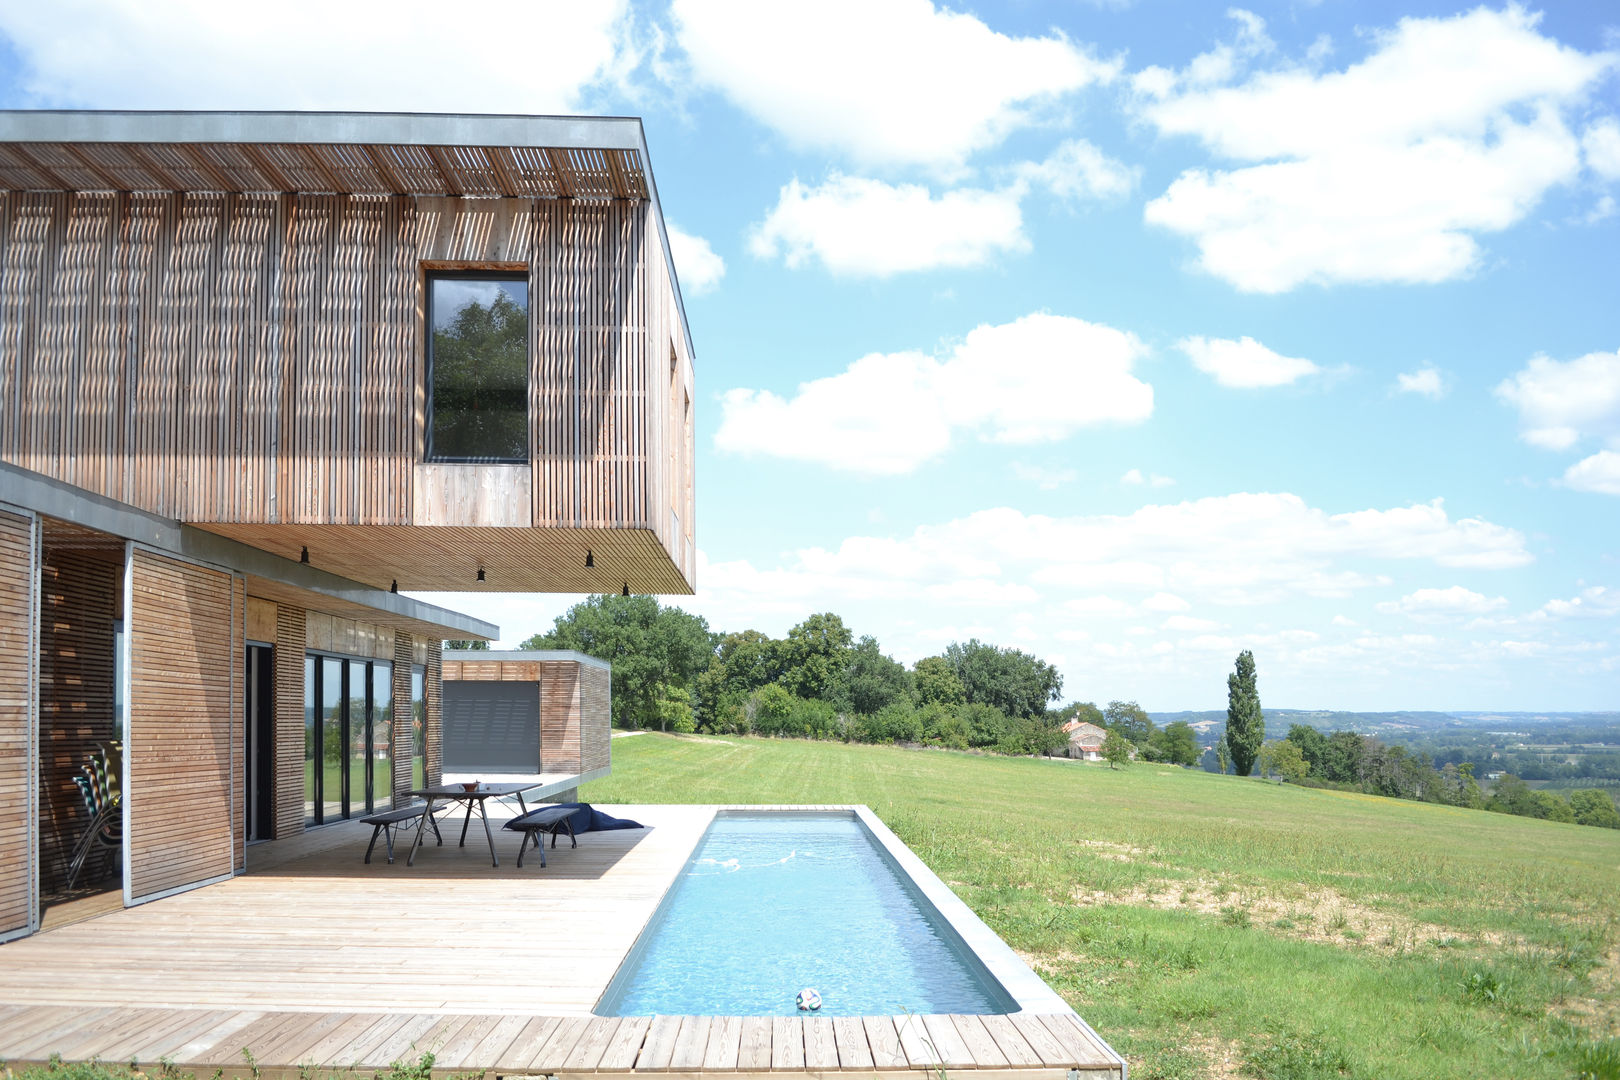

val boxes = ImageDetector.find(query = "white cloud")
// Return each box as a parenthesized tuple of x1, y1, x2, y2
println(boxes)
(1179, 335, 1318, 388)
(1585, 118, 1620, 181)
(1494, 349, 1620, 451)
(671, 0, 1118, 168)
(1163, 614, 1220, 632)
(748, 139, 1133, 277)
(665, 223, 725, 296)
(1561, 450, 1620, 496)
(1376, 586, 1508, 621)
(1066, 596, 1134, 616)
(1121, 468, 1175, 487)
(1394, 366, 1447, 399)
(748, 175, 1027, 277)
(1534, 586, 1620, 621)
(715, 313, 1153, 474)
(0, 0, 635, 110)
(1137, 7, 1615, 292)
(1143, 592, 1191, 613)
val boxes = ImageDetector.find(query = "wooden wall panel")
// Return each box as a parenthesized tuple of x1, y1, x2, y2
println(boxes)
(392, 630, 413, 807)
(425, 639, 442, 789)
(232, 576, 246, 873)
(579, 662, 611, 775)
(127, 549, 237, 900)
(538, 662, 581, 775)
(0, 509, 36, 939)
(272, 603, 306, 839)
(36, 545, 119, 894)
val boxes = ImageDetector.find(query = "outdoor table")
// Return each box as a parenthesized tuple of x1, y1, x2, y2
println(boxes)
(404, 782, 550, 867)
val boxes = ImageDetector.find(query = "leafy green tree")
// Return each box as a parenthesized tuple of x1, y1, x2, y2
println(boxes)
(1319, 730, 1365, 784)
(749, 683, 795, 736)
(836, 636, 914, 715)
(1531, 790, 1576, 823)
(777, 613, 854, 700)
(1149, 721, 1199, 766)
(913, 655, 967, 706)
(1102, 728, 1132, 770)
(943, 639, 1062, 719)
(695, 629, 782, 731)
(1216, 743, 1229, 775)
(523, 594, 713, 730)
(1105, 700, 1154, 746)
(1269, 739, 1310, 784)
(1570, 789, 1620, 828)
(1286, 723, 1328, 776)
(1225, 650, 1265, 777)
(444, 639, 489, 650)
(1054, 701, 1105, 727)
(1455, 762, 1485, 809)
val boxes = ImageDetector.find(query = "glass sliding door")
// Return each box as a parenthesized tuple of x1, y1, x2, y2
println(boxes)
(322, 657, 343, 823)
(304, 657, 317, 825)
(373, 662, 393, 807)
(346, 659, 369, 815)
(412, 666, 426, 790)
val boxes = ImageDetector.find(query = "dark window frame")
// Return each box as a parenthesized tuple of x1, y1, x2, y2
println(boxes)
(424, 268, 531, 464)
(305, 650, 393, 826)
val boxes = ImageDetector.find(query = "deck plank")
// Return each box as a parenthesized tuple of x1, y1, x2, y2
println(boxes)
(597, 1015, 652, 1071)
(948, 1015, 1010, 1068)
(562, 1017, 624, 1071)
(1038, 1012, 1117, 1066)
(63, 1008, 202, 1062)
(0, 1007, 110, 1059)
(702, 1014, 744, 1071)
(527, 1015, 593, 1071)
(670, 1015, 713, 1071)
(922, 1014, 975, 1067)
(358, 1014, 446, 1068)
(254, 1009, 353, 1066)
(802, 1016, 838, 1070)
(466, 1014, 534, 1067)
(131, 1010, 245, 1063)
(636, 1014, 684, 1071)
(302, 1013, 397, 1068)
(171, 1010, 268, 1064)
(862, 1016, 907, 1069)
(493, 1016, 562, 1071)
(894, 1014, 940, 1068)
(831, 1016, 874, 1070)
(434, 1014, 504, 1070)
(976, 1015, 1041, 1068)
(1006, 1012, 1072, 1067)
(197, 1011, 313, 1066)
(770, 1015, 805, 1070)
(736, 1015, 773, 1071)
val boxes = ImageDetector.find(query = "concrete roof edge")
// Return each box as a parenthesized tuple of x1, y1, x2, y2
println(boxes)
(442, 648, 611, 671)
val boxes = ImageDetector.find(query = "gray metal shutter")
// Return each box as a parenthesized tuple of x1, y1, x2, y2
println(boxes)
(443, 681, 540, 772)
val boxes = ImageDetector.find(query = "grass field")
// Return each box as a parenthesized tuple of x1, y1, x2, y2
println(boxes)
(580, 734, 1620, 1080)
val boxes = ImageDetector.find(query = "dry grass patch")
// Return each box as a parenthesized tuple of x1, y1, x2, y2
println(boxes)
(1559, 947, 1620, 1038)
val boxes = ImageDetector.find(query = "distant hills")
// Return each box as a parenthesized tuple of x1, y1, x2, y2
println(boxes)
(1147, 709, 1620, 739)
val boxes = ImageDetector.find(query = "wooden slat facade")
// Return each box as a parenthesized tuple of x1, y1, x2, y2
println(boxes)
(0, 191, 696, 595)
(271, 603, 306, 840)
(0, 507, 35, 940)
(392, 631, 415, 806)
(126, 548, 239, 901)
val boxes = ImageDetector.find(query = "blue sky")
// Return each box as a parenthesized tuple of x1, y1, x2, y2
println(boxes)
(4, 1, 1616, 711)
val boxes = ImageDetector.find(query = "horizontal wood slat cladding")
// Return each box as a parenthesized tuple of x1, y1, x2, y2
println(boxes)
(425, 641, 442, 789)
(391, 632, 413, 808)
(272, 604, 305, 840)
(539, 663, 580, 774)
(580, 663, 611, 775)
(0, 509, 35, 938)
(127, 550, 238, 900)
(36, 545, 119, 894)
(1, 193, 695, 592)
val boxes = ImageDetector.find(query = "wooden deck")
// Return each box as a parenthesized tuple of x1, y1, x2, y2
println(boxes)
(0, 805, 1123, 1079)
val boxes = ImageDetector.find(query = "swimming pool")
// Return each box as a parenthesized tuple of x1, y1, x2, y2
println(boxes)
(596, 810, 1019, 1017)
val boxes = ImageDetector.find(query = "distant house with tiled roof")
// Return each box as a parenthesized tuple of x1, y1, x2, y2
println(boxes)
(1063, 721, 1108, 761)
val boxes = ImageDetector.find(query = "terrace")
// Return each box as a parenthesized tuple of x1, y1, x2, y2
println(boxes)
(0, 804, 1123, 1079)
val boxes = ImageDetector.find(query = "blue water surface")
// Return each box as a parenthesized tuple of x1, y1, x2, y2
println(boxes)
(599, 812, 1013, 1016)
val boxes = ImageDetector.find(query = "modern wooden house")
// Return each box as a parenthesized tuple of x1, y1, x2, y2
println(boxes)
(0, 111, 697, 941)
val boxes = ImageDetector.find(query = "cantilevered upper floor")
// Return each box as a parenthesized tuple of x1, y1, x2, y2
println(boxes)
(0, 111, 696, 594)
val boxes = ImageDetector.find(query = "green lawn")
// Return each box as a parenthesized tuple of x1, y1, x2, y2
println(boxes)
(581, 734, 1620, 1080)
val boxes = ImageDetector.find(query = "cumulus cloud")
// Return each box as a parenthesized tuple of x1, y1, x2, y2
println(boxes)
(665, 223, 725, 296)
(748, 140, 1133, 277)
(1137, 7, 1616, 292)
(1494, 348, 1620, 451)
(1179, 335, 1319, 388)
(671, 0, 1118, 168)
(1533, 586, 1620, 621)
(1013, 463, 1078, 490)
(1121, 468, 1175, 487)
(1394, 366, 1447, 399)
(715, 313, 1153, 474)
(1376, 586, 1509, 621)
(0, 0, 636, 110)
(1586, 118, 1620, 181)
(1561, 450, 1620, 496)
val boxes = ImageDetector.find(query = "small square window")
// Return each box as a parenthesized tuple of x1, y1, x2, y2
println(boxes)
(426, 270, 529, 463)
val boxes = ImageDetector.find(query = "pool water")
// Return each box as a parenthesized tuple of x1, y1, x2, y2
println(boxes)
(596, 811, 1016, 1017)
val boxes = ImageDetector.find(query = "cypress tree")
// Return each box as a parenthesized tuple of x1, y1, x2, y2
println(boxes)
(1225, 650, 1264, 777)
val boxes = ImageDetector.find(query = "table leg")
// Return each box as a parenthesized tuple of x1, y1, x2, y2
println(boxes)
(407, 797, 436, 867)
(459, 800, 473, 847)
(480, 798, 498, 866)
(515, 792, 529, 816)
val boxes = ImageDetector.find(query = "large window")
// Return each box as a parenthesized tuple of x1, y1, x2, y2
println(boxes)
(426, 271, 529, 462)
(305, 653, 394, 826)
(411, 666, 427, 790)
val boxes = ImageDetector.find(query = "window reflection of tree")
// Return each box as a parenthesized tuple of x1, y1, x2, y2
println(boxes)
(431, 286, 528, 461)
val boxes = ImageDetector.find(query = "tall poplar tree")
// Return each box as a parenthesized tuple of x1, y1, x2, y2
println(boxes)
(1225, 650, 1264, 777)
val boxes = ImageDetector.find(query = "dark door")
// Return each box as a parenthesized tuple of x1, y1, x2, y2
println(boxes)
(245, 645, 274, 841)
